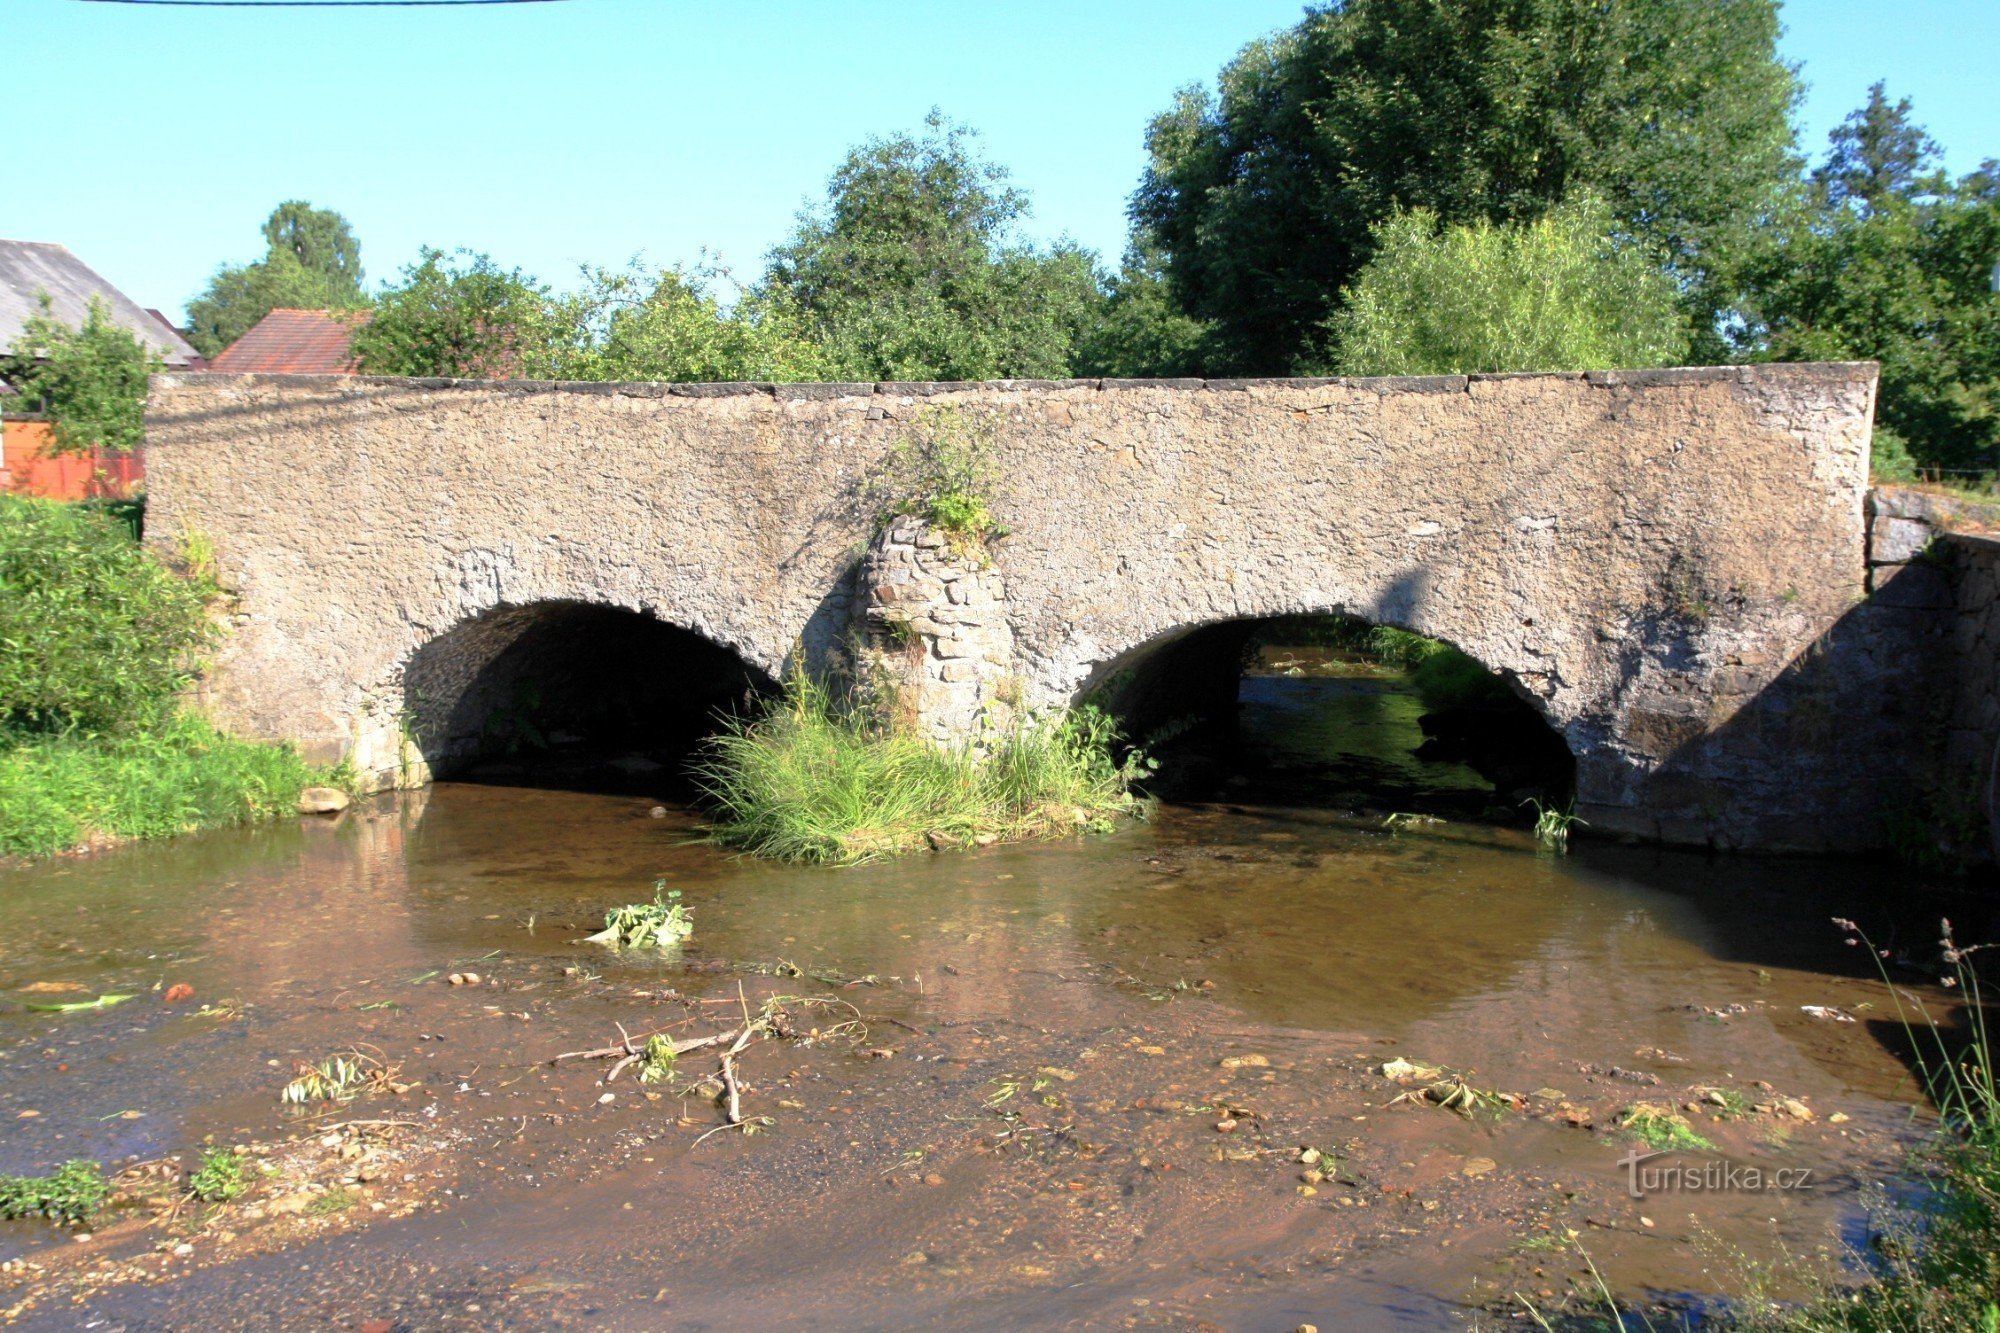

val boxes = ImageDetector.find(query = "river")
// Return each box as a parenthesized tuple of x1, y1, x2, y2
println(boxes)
(0, 652, 1980, 1329)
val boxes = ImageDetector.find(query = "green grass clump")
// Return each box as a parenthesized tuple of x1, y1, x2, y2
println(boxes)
(696, 671, 1148, 864)
(187, 1149, 246, 1203)
(0, 1160, 111, 1227)
(0, 711, 326, 858)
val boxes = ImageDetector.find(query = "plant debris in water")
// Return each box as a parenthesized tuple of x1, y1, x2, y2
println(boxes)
(21, 992, 132, 1013)
(0, 1160, 109, 1227)
(280, 1048, 409, 1108)
(1618, 1102, 1715, 1152)
(582, 881, 693, 950)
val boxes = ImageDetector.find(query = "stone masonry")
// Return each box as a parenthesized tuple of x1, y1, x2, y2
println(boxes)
(856, 515, 1017, 747)
(1863, 486, 2000, 861)
(144, 364, 1887, 852)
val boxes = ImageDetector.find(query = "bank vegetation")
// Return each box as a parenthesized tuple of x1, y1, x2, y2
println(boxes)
(0, 496, 335, 858)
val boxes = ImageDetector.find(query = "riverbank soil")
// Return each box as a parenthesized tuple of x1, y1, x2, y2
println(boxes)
(0, 661, 1983, 1328)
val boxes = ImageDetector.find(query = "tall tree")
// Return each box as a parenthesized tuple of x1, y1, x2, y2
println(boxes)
(760, 114, 1103, 382)
(1132, 0, 1799, 374)
(184, 201, 365, 358)
(1744, 90, 1999, 474)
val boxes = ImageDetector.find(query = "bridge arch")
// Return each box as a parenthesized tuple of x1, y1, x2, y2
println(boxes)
(1074, 609, 1575, 818)
(394, 600, 773, 788)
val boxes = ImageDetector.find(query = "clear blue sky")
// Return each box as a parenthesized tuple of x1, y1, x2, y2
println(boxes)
(8, 0, 1996, 323)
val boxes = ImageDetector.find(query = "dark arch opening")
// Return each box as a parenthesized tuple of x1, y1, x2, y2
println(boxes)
(402, 601, 774, 795)
(1086, 614, 1574, 826)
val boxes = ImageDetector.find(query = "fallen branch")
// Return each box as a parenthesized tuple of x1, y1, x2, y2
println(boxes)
(548, 1026, 735, 1067)
(719, 1023, 758, 1125)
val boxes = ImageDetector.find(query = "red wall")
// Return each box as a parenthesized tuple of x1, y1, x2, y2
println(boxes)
(1, 419, 144, 500)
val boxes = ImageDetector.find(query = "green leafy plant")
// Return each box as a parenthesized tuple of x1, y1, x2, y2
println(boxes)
(865, 405, 1007, 555)
(1528, 799, 1585, 852)
(187, 1149, 246, 1203)
(582, 882, 694, 950)
(0, 1160, 110, 1227)
(280, 1049, 404, 1107)
(636, 1033, 680, 1084)
(0, 711, 327, 859)
(307, 1187, 359, 1216)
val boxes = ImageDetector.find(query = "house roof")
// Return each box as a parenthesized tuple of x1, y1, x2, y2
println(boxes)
(0, 240, 201, 367)
(207, 308, 363, 374)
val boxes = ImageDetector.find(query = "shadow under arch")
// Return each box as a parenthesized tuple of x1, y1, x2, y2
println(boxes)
(1077, 611, 1575, 822)
(402, 600, 775, 793)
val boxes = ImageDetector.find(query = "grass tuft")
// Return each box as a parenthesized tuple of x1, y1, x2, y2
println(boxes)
(0, 711, 329, 859)
(694, 670, 1148, 864)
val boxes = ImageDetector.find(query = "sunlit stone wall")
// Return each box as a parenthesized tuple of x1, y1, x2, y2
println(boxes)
(145, 364, 1886, 851)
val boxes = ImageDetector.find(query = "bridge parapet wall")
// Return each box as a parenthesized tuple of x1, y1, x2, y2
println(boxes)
(144, 364, 1887, 851)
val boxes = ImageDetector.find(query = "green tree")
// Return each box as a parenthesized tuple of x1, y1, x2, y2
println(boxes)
(184, 201, 365, 358)
(1813, 81, 1944, 214)
(761, 114, 1103, 381)
(1133, 0, 1799, 374)
(539, 262, 827, 383)
(1743, 91, 2000, 474)
(1328, 197, 1689, 376)
(349, 248, 551, 379)
(0, 296, 162, 456)
(1075, 240, 1208, 378)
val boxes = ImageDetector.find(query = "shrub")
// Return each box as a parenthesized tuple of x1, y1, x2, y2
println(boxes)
(1328, 196, 1690, 376)
(695, 670, 1147, 864)
(0, 495, 215, 735)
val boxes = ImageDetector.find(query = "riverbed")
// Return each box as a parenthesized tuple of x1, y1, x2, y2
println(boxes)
(0, 658, 1979, 1329)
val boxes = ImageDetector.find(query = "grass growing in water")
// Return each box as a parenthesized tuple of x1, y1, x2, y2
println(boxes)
(0, 712, 327, 858)
(696, 671, 1148, 864)
(0, 1160, 110, 1227)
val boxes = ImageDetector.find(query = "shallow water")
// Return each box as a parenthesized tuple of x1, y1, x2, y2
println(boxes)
(0, 661, 1983, 1328)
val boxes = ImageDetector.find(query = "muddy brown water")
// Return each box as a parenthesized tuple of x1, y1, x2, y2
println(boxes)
(0, 659, 1986, 1329)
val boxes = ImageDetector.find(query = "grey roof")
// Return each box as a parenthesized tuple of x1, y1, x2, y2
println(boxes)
(0, 240, 200, 367)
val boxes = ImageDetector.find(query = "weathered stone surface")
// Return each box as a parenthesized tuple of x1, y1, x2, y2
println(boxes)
(146, 365, 1883, 850)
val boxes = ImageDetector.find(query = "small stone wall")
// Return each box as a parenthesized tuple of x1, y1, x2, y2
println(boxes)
(855, 516, 1017, 746)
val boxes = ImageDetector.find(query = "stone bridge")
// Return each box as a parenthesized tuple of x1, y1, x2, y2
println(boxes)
(145, 364, 1890, 852)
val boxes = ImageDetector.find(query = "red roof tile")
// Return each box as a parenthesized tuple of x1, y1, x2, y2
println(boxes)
(208, 308, 365, 374)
